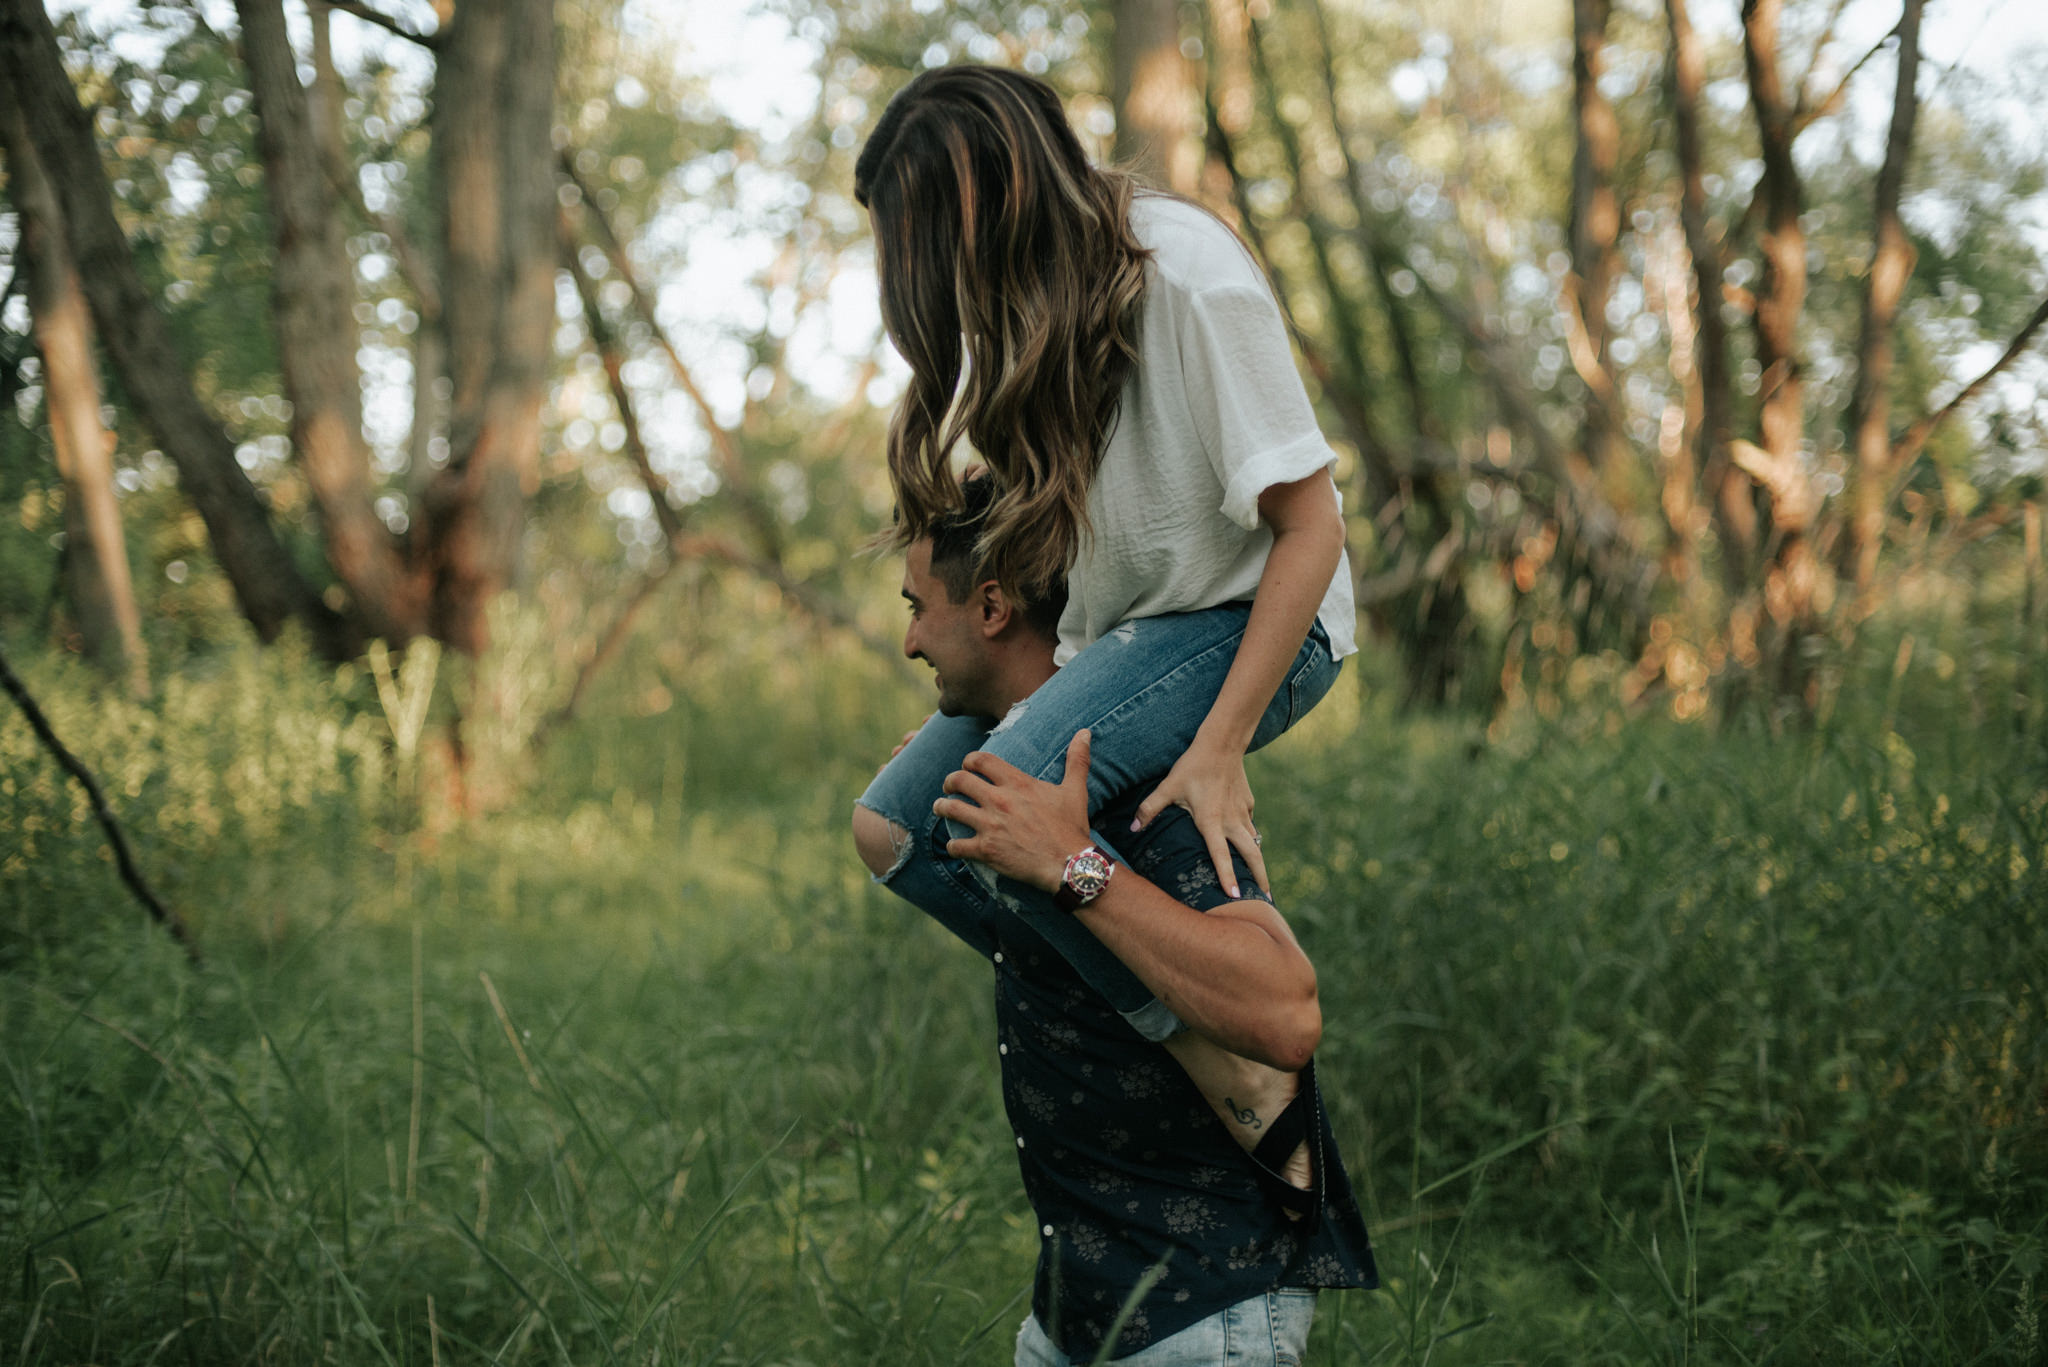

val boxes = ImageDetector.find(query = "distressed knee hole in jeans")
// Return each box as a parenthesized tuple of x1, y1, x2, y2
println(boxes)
(854, 800, 915, 882)
(990, 697, 1031, 737)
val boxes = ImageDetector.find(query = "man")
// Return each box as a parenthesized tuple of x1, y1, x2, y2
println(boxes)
(853, 485, 1376, 1364)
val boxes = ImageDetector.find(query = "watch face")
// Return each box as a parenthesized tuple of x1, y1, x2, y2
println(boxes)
(1068, 849, 1112, 897)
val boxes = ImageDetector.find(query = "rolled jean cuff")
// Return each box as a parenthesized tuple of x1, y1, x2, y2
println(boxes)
(1122, 998, 1188, 1042)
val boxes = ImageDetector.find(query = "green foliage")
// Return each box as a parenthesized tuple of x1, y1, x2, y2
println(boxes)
(3, 0, 2048, 1356)
(5, 582, 2045, 1363)
(1266, 668, 2047, 1363)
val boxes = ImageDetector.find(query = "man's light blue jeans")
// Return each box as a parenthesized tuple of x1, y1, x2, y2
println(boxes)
(1014, 1289, 1317, 1366)
(856, 604, 1339, 1040)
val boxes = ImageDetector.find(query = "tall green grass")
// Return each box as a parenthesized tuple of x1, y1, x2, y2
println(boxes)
(2, 587, 2043, 1363)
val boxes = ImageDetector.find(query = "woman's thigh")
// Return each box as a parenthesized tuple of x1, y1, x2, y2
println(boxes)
(971, 607, 1338, 817)
(973, 606, 1257, 812)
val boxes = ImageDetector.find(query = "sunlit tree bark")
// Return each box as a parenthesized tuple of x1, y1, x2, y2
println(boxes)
(0, 76, 147, 694)
(1567, 0, 1624, 492)
(236, 0, 421, 641)
(1113, 0, 1195, 191)
(1739, 0, 1826, 700)
(417, 0, 558, 652)
(1664, 0, 1754, 589)
(1842, 0, 1923, 608)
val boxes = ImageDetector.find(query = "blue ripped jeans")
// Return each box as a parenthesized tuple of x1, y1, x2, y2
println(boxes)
(856, 604, 1340, 1040)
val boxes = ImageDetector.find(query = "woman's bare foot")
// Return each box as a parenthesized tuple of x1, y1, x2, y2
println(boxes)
(1163, 1032, 1313, 1195)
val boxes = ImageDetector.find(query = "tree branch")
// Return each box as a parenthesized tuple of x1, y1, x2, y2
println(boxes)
(0, 636, 197, 958)
(1842, 0, 1924, 599)
(530, 554, 681, 749)
(1200, 83, 1400, 513)
(1890, 291, 2048, 473)
(560, 211, 681, 541)
(1791, 24, 1896, 137)
(1665, 0, 1754, 578)
(557, 154, 774, 534)
(539, 520, 912, 749)
(1304, 0, 1438, 454)
(321, 130, 442, 321)
(324, 0, 440, 49)
(1790, 0, 1855, 120)
(540, 211, 909, 744)
(674, 530, 902, 661)
(1723, 23, 1900, 252)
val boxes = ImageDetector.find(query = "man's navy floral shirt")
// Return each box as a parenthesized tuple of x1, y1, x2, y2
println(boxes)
(934, 797, 1376, 1361)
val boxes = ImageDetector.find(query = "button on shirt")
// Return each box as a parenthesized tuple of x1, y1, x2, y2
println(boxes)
(938, 796, 1376, 1362)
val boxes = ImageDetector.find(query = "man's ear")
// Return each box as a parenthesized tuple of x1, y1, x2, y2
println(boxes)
(975, 580, 1014, 638)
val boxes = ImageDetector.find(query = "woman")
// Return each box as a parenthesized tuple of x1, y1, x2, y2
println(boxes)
(852, 64, 1353, 1136)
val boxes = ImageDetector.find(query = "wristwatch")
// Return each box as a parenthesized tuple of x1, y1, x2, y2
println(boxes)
(1053, 845, 1115, 912)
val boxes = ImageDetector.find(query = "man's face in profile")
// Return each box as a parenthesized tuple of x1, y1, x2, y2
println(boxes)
(901, 538, 997, 718)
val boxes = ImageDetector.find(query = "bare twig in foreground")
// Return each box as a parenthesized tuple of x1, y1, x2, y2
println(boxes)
(0, 635, 197, 959)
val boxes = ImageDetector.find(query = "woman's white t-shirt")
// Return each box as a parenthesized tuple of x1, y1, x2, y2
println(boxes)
(1055, 194, 1358, 666)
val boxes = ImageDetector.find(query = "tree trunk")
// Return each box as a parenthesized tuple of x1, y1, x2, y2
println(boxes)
(417, 0, 557, 653)
(1741, 0, 1825, 700)
(1665, 0, 1756, 588)
(236, 0, 422, 641)
(1568, 0, 1624, 491)
(1843, 0, 1924, 608)
(0, 77, 148, 695)
(0, 0, 347, 653)
(1112, 0, 1194, 191)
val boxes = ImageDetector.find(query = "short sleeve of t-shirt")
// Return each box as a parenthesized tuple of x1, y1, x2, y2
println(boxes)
(1054, 195, 1357, 663)
(1173, 281, 1343, 531)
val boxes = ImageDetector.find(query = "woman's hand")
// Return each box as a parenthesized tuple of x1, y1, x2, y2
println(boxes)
(1124, 471, 1338, 901)
(1132, 735, 1266, 898)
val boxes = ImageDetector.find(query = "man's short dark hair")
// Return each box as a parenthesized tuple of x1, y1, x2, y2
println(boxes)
(927, 477, 1067, 642)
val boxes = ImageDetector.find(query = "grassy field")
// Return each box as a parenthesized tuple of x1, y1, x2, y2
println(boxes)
(3, 592, 2045, 1365)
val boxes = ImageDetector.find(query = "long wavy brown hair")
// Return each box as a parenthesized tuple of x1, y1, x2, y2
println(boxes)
(854, 65, 1152, 602)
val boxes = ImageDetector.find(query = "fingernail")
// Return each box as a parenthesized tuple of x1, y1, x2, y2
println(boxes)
(1227, 884, 1239, 899)
(1129, 818, 1141, 831)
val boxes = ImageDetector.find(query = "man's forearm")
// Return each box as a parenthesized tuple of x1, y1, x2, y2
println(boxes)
(1073, 874, 1320, 1071)
(934, 732, 1322, 1071)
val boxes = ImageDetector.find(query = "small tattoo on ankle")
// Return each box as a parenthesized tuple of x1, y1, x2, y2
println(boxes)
(1225, 1097, 1262, 1130)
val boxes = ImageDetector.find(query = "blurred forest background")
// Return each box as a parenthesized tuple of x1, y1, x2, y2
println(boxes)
(2, 0, 2045, 1362)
